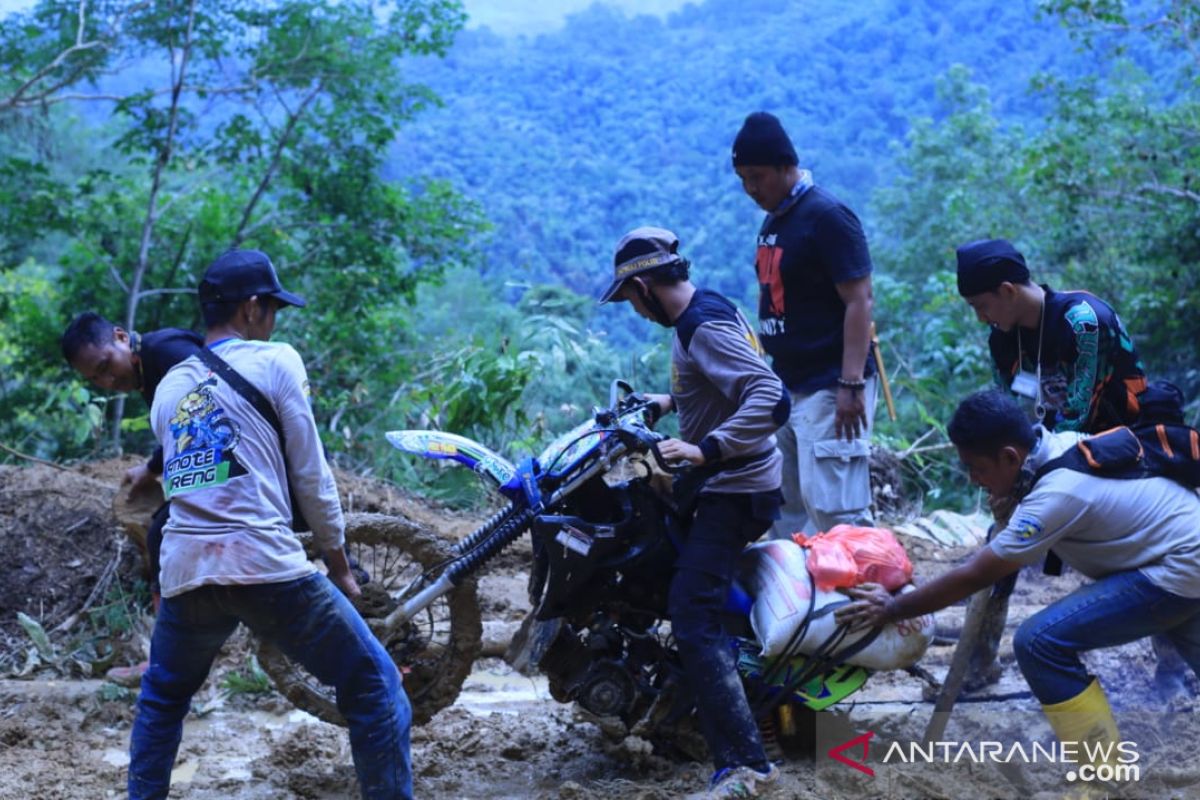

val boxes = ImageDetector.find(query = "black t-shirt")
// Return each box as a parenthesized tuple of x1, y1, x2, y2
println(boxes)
(754, 185, 875, 393)
(133, 327, 204, 472)
(988, 286, 1146, 433)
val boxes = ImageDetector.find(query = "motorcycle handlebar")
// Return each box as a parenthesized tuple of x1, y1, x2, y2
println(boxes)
(602, 379, 690, 475)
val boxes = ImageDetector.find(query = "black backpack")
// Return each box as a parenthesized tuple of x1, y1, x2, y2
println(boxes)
(1033, 422, 1200, 489)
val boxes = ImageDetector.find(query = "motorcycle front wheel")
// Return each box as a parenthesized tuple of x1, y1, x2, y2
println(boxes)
(256, 512, 483, 726)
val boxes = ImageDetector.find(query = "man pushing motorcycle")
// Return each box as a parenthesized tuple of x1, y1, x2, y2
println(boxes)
(599, 226, 792, 799)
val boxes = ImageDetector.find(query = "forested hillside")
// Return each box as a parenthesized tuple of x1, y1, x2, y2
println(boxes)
(1, 0, 1197, 510)
(394, 0, 1101, 302)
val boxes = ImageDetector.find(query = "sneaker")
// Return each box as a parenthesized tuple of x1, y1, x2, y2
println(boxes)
(695, 764, 780, 799)
(106, 661, 148, 688)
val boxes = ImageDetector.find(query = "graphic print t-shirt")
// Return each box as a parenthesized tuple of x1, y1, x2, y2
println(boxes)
(755, 185, 875, 393)
(151, 339, 344, 597)
(988, 287, 1146, 432)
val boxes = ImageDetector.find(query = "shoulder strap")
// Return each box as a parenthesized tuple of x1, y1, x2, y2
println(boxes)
(195, 347, 287, 451)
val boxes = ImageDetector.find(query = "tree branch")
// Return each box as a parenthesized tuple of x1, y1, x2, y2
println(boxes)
(116, 0, 198, 453)
(0, 0, 153, 112)
(0, 441, 70, 470)
(1137, 181, 1200, 204)
(231, 80, 325, 247)
(137, 287, 198, 298)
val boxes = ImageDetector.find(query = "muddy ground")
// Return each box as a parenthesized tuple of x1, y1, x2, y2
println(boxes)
(1, 460, 1198, 799)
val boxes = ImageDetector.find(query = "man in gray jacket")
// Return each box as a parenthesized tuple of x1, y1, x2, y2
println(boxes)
(599, 226, 790, 799)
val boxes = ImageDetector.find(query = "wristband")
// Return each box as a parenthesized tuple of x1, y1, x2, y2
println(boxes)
(837, 378, 866, 392)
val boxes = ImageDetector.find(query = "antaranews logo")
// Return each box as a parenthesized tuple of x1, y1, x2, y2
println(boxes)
(825, 731, 1141, 786)
(827, 731, 874, 777)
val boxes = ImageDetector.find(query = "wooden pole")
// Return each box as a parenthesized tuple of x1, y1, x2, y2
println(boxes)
(870, 322, 897, 421)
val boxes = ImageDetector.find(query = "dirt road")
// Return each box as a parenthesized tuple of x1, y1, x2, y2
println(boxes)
(1, 462, 1197, 799)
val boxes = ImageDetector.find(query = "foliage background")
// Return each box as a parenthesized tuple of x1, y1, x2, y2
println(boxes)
(1, 0, 1196, 511)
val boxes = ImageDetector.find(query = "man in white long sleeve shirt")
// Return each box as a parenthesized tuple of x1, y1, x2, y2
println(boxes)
(128, 249, 412, 800)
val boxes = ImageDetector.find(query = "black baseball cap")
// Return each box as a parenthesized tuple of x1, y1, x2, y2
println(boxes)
(198, 249, 306, 307)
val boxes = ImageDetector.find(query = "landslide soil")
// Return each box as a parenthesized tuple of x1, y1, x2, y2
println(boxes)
(0, 460, 1196, 799)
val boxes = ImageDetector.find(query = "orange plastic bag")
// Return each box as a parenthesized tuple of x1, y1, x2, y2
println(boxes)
(792, 524, 913, 592)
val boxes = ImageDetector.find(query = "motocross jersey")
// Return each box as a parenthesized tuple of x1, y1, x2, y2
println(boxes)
(150, 338, 343, 597)
(671, 289, 788, 495)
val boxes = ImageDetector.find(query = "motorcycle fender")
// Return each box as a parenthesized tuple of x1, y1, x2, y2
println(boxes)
(385, 430, 516, 488)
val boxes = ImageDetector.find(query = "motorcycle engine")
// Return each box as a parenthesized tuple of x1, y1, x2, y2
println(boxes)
(575, 660, 637, 718)
(537, 622, 639, 719)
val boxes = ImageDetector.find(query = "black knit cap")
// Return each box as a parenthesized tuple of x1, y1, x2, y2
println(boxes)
(732, 111, 798, 168)
(956, 239, 1030, 297)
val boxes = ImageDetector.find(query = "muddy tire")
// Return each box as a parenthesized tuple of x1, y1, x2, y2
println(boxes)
(257, 512, 482, 726)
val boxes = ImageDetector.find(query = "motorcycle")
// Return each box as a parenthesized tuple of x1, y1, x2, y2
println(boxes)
(259, 380, 876, 752)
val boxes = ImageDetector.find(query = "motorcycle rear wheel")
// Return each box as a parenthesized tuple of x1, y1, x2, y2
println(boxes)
(256, 512, 482, 726)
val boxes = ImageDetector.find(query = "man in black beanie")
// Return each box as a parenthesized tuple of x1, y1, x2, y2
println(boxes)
(732, 111, 877, 540)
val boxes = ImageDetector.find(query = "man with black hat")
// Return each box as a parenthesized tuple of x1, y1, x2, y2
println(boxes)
(128, 249, 413, 799)
(731, 110, 878, 540)
(956, 237, 1147, 433)
(600, 227, 789, 799)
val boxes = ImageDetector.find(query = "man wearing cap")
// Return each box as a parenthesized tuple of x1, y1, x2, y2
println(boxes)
(956, 238, 1147, 433)
(128, 249, 412, 799)
(600, 227, 789, 799)
(955, 238, 1192, 697)
(731, 110, 878, 540)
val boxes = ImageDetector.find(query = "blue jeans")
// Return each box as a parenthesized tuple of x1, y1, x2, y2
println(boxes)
(1014, 568, 1200, 704)
(128, 573, 412, 799)
(670, 492, 774, 772)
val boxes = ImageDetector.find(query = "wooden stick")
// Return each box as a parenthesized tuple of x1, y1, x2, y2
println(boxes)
(0, 441, 71, 471)
(870, 322, 898, 421)
(923, 585, 994, 743)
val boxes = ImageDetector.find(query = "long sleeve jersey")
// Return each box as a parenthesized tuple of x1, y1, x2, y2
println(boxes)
(150, 338, 343, 597)
(671, 289, 789, 494)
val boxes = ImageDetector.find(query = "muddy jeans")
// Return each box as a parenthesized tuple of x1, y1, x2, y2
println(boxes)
(670, 492, 777, 773)
(770, 378, 877, 540)
(1013, 568, 1200, 704)
(128, 572, 412, 800)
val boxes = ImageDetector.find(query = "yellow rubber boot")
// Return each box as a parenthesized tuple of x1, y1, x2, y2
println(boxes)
(1042, 678, 1124, 796)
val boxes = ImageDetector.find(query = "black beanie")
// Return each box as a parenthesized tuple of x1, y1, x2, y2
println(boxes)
(732, 111, 798, 168)
(956, 239, 1030, 297)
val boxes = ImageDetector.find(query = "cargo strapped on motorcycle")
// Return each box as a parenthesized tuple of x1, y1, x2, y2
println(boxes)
(745, 561, 880, 718)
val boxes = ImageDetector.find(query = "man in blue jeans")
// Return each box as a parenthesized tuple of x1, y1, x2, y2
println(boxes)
(837, 390, 1200, 777)
(129, 249, 411, 799)
(599, 226, 789, 799)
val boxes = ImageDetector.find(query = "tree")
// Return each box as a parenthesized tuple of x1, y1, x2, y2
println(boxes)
(0, 0, 487, 458)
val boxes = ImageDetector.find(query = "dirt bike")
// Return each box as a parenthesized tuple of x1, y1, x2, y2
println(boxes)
(259, 380, 874, 752)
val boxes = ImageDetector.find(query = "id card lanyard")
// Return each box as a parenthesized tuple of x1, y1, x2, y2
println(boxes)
(1015, 295, 1047, 423)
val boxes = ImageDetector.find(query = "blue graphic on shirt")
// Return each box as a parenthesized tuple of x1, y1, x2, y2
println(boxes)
(164, 377, 244, 497)
(1012, 516, 1044, 541)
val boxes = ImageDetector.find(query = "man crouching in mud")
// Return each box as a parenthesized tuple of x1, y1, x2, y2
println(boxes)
(837, 389, 1200, 780)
